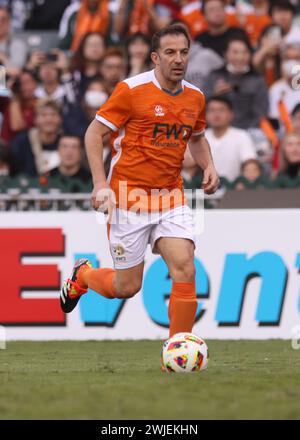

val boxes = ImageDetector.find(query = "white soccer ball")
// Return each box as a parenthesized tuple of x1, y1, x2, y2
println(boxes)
(161, 332, 209, 373)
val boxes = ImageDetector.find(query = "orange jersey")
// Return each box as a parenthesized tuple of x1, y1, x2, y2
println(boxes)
(96, 69, 206, 211)
(178, 2, 207, 38)
(226, 12, 272, 46)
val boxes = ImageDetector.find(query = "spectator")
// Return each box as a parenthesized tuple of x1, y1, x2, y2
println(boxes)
(11, 99, 62, 176)
(181, 145, 203, 190)
(126, 33, 151, 77)
(253, 0, 300, 85)
(292, 104, 300, 136)
(69, 32, 106, 99)
(241, 158, 263, 181)
(205, 96, 257, 181)
(36, 56, 68, 103)
(0, 90, 10, 133)
(58, 0, 112, 51)
(114, 0, 169, 40)
(0, 0, 74, 31)
(185, 40, 224, 90)
(0, 6, 28, 75)
(1, 69, 38, 143)
(47, 134, 91, 186)
(100, 47, 126, 95)
(25, 0, 73, 30)
(63, 78, 108, 137)
(235, 157, 263, 190)
(231, 0, 272, 48)
(63, 78, 111, 174)
(0, 138, 16, 176)
(268, 0, 300, 45)
(204, 36, 269, 129)
(279, 132, 300, 179)
(195, 0, 248, 57)
(268, 44, 300, 125)
(178, 1, 208, 39)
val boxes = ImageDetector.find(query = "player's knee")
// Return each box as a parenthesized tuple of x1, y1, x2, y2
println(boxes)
(171, 260, 195, 282)
(116, 282, 141, 298)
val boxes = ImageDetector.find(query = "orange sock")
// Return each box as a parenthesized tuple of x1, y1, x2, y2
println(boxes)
(168, 281, 197, 337)
(77, 267, 117, 299)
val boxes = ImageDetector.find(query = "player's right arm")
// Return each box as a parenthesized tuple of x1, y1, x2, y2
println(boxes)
(85, 119, 111, 211)
(85, 81, 132, 211)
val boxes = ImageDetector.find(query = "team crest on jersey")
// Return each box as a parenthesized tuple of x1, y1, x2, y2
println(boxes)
(113, 245, 125, 256)
(112, 245, 126, 262)
(154, 105, 165, 117)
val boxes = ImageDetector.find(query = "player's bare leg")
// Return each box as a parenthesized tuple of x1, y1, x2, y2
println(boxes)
(60, 260, 144, 313)
(79, 261, 144, 299)
(155, 237, 197, 337)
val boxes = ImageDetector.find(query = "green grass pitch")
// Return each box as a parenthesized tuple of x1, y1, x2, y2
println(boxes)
(0, 340, 299, 420)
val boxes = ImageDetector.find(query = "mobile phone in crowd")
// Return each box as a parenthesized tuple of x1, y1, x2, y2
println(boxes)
(267, 26, 282, 43)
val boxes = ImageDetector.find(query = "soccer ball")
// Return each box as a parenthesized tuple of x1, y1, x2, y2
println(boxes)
(161, 332, 209, 373)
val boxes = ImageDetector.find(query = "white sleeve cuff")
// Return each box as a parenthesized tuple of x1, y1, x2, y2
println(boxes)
(192, 129, 205, 136)
(95, 115, 118, 131)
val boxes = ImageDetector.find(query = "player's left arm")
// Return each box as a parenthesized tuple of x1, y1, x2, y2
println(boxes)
(188, 133, 220, 194)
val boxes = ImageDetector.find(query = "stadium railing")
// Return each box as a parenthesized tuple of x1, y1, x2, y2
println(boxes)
(1, 175, 300, 211)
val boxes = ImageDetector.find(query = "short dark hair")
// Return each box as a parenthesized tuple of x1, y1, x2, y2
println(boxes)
(151, 24, 190, 52)
(225, 35, 253, 54)
(36, 98, 62, 116)
(270, 0, 296, 15)
(202, 0, 225, 14)
(241, 158, 262, 172)
(102, 47, 125, 63)
(59, 134, 83, 147)
(127, 32, 151, 48)
(207, 96, 234, 111)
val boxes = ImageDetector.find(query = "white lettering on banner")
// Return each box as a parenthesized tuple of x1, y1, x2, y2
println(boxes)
(0, 210, 299, 340)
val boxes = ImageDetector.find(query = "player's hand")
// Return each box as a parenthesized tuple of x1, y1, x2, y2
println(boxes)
(52, 49, 70, 73)
(91, 182, 115, 214)
(26, 50, 46, 70)
(202, 165, 220, 195)
(260, 35, 282, 56)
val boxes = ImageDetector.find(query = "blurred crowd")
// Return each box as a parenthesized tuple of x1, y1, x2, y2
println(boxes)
(0, 0, 300, 193)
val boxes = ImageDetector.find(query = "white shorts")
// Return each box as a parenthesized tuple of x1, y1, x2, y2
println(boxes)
(108, 205, 195, 269)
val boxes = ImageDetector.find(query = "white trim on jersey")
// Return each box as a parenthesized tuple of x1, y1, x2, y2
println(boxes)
(96, 114, 118, 132)
(182, 79, 203, 95)
(123, 69, 204, 96)
(123, 70, 153, 89)
(192, 129, 205, 136)
(150, 69, 163, 91)
(107, 127, 125, 184)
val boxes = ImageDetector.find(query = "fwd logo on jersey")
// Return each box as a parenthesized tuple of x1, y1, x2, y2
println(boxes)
(152, 123, 193, 141)
(0, 226, 299, 333)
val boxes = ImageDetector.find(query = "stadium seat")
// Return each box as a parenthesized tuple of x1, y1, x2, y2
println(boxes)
(14, 30, 60, 53)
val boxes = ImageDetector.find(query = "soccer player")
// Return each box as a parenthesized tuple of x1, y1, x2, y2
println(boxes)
(60, 24, 219, 337)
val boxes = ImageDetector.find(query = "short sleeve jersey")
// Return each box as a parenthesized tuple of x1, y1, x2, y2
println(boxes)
(96, 69, 206, 211)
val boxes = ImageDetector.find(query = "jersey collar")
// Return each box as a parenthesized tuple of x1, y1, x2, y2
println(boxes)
(150, 69, 184, 96)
